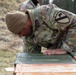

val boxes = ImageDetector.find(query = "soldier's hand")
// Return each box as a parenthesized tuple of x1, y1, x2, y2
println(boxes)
(43, 49, 67, 55)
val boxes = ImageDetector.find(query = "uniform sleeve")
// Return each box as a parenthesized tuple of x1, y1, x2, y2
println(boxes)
(19, 1, 33, 11)
(32, 4, 73, 30)
(19, 2, 27, 11)
(23, 37, 41, 53)
(32, 4, 52, 20)
(32, 4, 76, 52)
(53, 6, 76, 52)
(61, 16, 76, 52)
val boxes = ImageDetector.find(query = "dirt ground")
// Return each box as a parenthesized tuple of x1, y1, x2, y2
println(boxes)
(0, 0, 25, 75)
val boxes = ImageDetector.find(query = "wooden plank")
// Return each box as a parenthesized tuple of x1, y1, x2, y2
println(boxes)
(16, 72, 76, 75)
(14, 64, 76, 72)
(5, 67, 14, 71)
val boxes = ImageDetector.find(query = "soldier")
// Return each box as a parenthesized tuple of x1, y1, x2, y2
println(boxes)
(5, 4, 76, 56)
(19, 0, 42, 52)
(19, 0, 41, 12)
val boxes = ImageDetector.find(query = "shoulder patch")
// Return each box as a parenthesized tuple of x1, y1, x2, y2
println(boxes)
(55, 11, 70, 24)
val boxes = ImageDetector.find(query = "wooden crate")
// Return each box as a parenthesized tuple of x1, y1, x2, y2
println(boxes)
(14, 64, 76, 75)
(14, 53, 76, 75)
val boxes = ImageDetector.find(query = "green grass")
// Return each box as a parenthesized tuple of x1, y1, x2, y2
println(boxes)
(0, 50, 19, 75)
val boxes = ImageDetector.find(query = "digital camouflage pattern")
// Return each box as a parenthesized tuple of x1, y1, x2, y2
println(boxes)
(24, 4, 76, 53)
(19, 0, 40, 11)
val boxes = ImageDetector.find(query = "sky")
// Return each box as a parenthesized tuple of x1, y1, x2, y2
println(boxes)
(49, 0, 53, 3)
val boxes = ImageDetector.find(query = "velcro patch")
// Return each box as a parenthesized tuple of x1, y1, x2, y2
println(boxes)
(55, 11, 70, 24)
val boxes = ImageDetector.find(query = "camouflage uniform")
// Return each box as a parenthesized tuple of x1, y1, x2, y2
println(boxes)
(24, 4, 76, 53)
(19, 0, 40, 11)
(19, 0, 41, 52)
